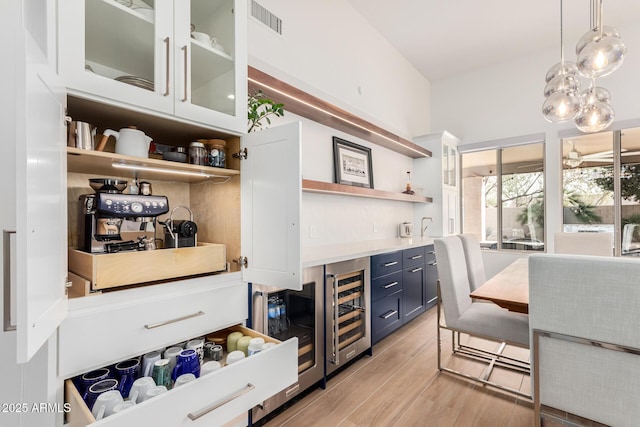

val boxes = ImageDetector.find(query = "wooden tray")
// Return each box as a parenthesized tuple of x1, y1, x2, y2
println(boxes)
(68, 242, 226, 292)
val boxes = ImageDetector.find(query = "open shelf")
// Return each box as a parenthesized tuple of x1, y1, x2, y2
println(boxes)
(67, 147, 239, 183)
(248, 67, 432, 159)
(302, 179, 432, 203)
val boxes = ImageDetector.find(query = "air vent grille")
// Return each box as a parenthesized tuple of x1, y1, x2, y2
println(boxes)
(250, 0, 282, 35)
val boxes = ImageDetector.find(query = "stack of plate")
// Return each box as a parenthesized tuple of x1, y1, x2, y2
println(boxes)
(115, 76, 154, 92)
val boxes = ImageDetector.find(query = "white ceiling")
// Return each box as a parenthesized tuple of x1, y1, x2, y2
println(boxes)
(347, 0, 640, 82)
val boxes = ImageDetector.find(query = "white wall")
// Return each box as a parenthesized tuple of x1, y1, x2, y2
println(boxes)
(431, 22, 640, 256)
(248, 0, 431, 245)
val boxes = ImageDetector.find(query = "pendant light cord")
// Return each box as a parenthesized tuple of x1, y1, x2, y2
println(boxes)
(560, 0, 564, 64)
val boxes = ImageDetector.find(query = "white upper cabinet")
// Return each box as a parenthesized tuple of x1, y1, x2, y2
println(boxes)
(413, 131, 461, 237)
(241, 123, 302, 291)
(1, 0, 68, 363)
(57, 0, 247, 134)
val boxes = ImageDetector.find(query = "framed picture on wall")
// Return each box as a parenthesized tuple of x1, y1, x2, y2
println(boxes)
(333, 137, 374, 188)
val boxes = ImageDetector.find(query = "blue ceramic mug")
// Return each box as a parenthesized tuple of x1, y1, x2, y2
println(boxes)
(78, 367, 111, 402)
(114, 358, 140, 398)
(85, 378, 119, 410)
(172, 349, 200, 381)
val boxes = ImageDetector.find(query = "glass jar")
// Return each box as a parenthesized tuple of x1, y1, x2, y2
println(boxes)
(188, 141, 207, 166)
(207, 139, 226, 168)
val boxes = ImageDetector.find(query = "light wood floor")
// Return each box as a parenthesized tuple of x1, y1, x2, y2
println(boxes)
(260, 306, 535, 427)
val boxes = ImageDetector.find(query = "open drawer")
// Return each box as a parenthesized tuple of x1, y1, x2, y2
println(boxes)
(58, 277, 247, 378)
(65, 326, 298, 427)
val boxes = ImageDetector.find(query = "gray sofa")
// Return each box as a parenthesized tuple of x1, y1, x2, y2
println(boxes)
(529, 254, 640, 426)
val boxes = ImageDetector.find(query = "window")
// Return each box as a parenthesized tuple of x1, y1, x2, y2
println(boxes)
(461, 141, 545, 251)
(561, 127, 640, 256)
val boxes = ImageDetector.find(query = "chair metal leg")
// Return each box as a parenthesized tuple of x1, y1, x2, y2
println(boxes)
(436, 281, 531, 400)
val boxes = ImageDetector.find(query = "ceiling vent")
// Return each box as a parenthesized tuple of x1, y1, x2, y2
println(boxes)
(250, 0, 282, 35)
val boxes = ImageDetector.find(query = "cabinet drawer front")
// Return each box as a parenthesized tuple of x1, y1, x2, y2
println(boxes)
(67, 335, 298, 427)
(371, 251, 402, 278)
(371, 291, 403, 344)
(403, 246, 426, 269)
(371, 270, 403, 301)
(58, 282, 247, 378)
(424, 244, 436, 263)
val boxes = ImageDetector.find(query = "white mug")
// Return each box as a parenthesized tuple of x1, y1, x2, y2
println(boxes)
(186, 338, 205, 362)
(141, 350, 162, 377)
(164, 346, 183, 372)
(200, 361, 221, 376)
(141, 385, 167, 402)
(173, 373, 196, 388)
(128, 376, 155, 404)
(91, 390, 123, 420)
(111, 400, 136, 414)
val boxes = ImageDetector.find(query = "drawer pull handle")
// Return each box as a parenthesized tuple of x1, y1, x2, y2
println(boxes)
(428, 261, 437, 266)
(144, 311, 205, 329)
(410, 255, 423, 260)
(381, 310, 398, 319)
(427, 251, 435, 255)
(411, 267, 423, 273)
(382, 281, 399, 289)
(383, 261, 398, 267)
(188, 383, 255, 420)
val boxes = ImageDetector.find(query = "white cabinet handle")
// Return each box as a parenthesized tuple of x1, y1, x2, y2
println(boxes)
(3, 230, 16, 332)
(144, 311, 204, 329)
(410, 267, 423, 273)
(182, 45, 188, 102)
(383, 261, 398, 267)
(381, 310, 398, 319)
(410, 255, 423, 260)
(382, 281, 399, 289)
(163, 37, 170, 96)
(187, 383, 255, 421)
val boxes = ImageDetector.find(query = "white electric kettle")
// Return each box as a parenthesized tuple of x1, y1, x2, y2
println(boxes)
(104, 127, 152, 158)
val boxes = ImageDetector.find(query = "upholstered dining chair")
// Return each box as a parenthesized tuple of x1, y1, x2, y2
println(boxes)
(457, 234, 486, 291)
(553, 232, 613, 256)
(434, 236, 530, 398)
(529, 254, 640, 426)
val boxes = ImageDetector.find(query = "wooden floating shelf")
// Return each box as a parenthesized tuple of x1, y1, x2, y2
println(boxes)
(248, 67, 432, 159)
(67, 147, 239, 183)
(302, 179, 432, 203)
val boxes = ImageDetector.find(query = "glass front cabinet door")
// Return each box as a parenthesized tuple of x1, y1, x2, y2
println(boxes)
(58, 0, 247, 134)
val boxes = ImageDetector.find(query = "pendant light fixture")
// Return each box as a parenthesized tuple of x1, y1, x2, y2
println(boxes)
(542, 0, 582, 123)
(576, 0, 626, 78)
(542, 0, 625, 133)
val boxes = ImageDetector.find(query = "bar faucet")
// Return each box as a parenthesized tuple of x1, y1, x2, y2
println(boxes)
(421, 217, 433, 237)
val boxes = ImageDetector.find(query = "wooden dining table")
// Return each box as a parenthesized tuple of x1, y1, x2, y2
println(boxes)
(469, 257, 529, 314)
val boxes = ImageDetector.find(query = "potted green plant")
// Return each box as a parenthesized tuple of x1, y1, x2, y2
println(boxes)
(247, 89, 284, 133)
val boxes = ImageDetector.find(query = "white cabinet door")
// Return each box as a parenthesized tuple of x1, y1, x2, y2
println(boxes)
(241, 123, 302, 291)
(58, 0, 175, 115)
(13, 26, 68, 363)
(173, 0, 247, 133)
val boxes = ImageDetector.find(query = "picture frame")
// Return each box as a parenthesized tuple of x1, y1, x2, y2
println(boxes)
(333, 137, 374, 189)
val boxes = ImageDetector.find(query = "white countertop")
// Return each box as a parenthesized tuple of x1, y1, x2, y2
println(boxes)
(302, 236, 436, 267)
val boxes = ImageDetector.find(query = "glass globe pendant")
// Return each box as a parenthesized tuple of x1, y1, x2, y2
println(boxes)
(576, 0, 626, 78)
(543, 90, 582, 123)
(544, 73, 581, 98)
(575, 83, 614, 132)
(545, 61, 579, 83)
(577, 35, 626, 78)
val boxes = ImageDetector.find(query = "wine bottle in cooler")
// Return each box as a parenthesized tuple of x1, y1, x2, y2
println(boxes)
(277, 298, 287, 333)
(268, 296, 279, 336)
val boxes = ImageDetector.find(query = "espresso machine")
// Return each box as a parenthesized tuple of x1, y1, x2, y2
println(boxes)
(78, 178, 170, 253)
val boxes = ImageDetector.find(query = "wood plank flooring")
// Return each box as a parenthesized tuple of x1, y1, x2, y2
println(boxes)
(259, 306, 535, 427)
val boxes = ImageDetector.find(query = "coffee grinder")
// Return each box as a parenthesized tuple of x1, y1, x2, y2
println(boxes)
(78, 178, 170, 253)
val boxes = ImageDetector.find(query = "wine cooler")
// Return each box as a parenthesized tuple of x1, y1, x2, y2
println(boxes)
(325, 257, 371, 375)
(251, 266, 324, 422)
